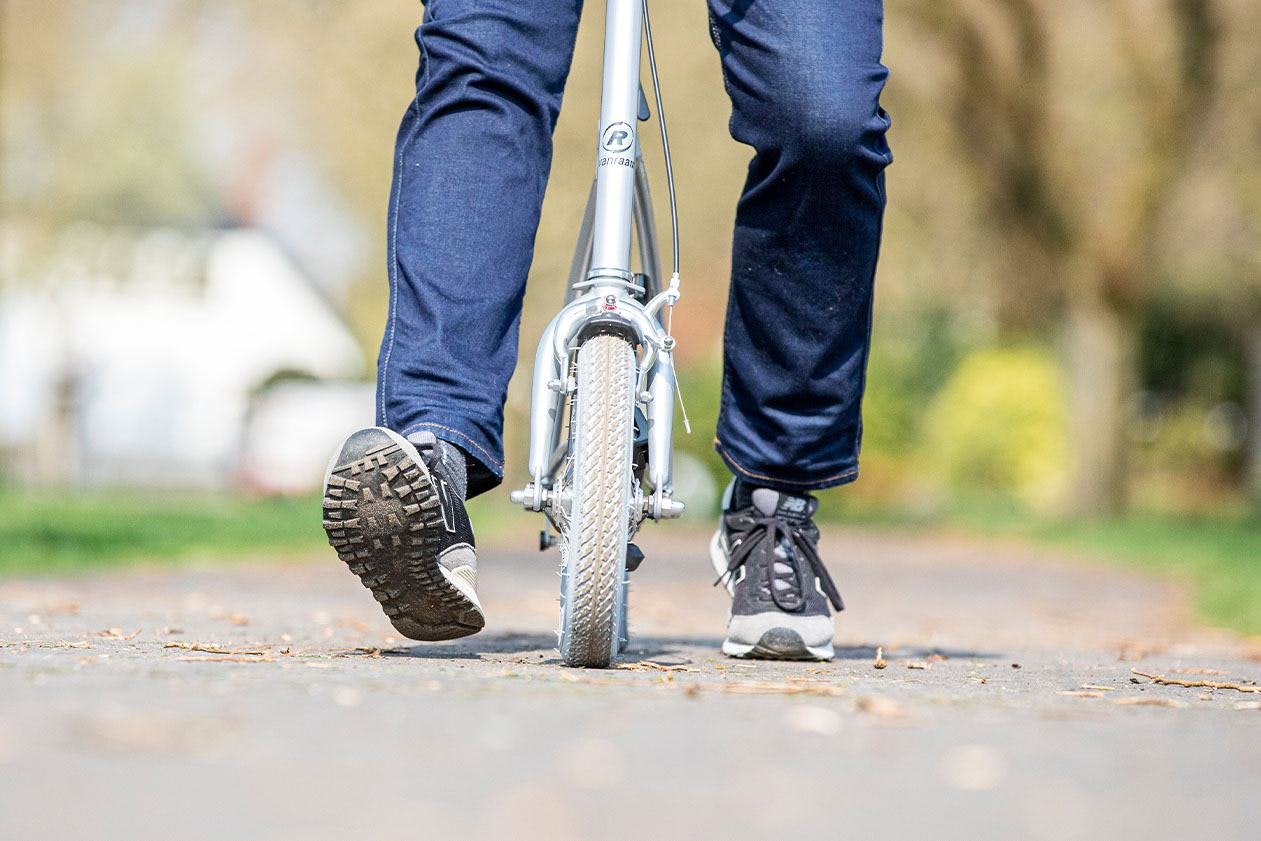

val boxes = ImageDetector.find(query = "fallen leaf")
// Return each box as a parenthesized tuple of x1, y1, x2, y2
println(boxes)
(855, 695, 908, 718)
(617, 660, 696, 673)
(163, 642, 268, 656)
(1081, 684, 1116, 692)
(1131, 669, 1261, 694)
(1116, 644, 1164, 662)
(1057, 690, 1103, 698)
(97, 628, 141, 640)
(906, 661, 929, 670)
(175, 655, 276, 663)
(1114, 697, 1188, 709)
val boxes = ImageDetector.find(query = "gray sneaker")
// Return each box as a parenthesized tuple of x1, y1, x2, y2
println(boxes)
(709, 481, 843, 660)
(322, 427, 483, 641)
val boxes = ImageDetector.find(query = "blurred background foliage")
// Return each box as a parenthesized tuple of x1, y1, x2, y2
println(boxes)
(1, 1, 1258, 629)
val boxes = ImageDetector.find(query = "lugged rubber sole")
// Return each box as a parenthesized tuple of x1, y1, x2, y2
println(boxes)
(322, 429, 484, 642)
(722, 628, 834, 662)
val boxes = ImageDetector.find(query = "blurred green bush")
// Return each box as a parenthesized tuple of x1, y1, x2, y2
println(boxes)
(922, 345, 1069, 511)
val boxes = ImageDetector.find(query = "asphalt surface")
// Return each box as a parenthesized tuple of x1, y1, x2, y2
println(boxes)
(1, 526, 1259, 840)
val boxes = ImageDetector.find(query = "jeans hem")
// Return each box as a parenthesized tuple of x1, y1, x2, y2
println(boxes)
(398, 421, 503, 500)
(398, 421, 503, 475)
(714, 438, 859, 493)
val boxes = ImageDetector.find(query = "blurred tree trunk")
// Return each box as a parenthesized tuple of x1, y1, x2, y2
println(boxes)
(1063, 300, 1136, 515)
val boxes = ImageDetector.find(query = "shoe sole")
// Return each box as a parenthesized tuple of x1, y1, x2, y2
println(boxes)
(322, 428, 484, 642)
(722, 628, 834, 661)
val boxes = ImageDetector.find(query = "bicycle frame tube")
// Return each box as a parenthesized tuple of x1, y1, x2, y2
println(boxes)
(587, 0, 643, 288)
(566, 160, 663, 302)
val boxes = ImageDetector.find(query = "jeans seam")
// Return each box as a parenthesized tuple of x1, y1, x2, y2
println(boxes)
(715, 438, 858, 487)
(400, 421, 503, 472)
(380, 19, 433, 426)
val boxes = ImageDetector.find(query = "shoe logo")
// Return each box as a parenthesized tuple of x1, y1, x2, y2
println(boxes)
(435, 478, 457, 533)
(780, 497, 807, 513)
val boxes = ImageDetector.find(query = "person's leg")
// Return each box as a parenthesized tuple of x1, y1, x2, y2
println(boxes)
(379, 0, 585, 498)
(325, 0, 583, 642)
(705, 0, 891, 660)
(707, 0, 892, 492)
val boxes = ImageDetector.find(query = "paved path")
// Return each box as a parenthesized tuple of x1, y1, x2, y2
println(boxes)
(1, 527, 1259, 840)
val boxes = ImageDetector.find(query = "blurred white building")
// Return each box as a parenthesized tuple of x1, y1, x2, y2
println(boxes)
(0, 224, 374, 492)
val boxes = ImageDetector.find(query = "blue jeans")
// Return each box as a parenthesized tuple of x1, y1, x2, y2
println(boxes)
(378, 0, 892, 498)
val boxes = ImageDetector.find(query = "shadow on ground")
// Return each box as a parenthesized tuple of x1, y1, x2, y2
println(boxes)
(362, 630, 1001, 664)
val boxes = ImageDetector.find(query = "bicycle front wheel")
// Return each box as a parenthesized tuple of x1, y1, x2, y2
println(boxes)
(558, 333, 636, 668)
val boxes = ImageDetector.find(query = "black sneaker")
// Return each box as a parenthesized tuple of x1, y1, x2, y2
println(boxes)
(709, 480, 844, 660)
(322, 427, 483, 641)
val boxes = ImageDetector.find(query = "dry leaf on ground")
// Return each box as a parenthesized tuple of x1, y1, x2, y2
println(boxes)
(163, 642, 269, 656)
(97, 628, 141, 640)
(1132, 669, 1261, 694)
(174, 655, 276, 663)
(1114, 696, 1188, 709)
(855, 695, 908, 718)
(618, 660, 697, 673)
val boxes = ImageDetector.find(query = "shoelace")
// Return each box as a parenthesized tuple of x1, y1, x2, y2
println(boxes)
(714, 514, 844, 612)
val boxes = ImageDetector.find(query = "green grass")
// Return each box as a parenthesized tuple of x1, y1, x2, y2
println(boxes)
(0, 487, 326, 575)
(1018, 514, 1261, 637)
(0, 486, 533, 576)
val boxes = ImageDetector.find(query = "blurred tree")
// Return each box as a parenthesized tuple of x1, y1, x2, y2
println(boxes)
(0, 1, 217, 228)
(898, 0, 1221, 515)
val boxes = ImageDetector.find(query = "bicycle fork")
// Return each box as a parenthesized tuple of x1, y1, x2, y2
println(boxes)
(509, 0, 684, 524)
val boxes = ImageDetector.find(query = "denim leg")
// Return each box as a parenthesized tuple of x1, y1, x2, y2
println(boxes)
(707, 0, 893, 493)
(378, 0, 584, 497)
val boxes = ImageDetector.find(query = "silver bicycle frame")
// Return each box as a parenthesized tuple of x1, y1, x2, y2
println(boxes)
(510, 0, 683, 521)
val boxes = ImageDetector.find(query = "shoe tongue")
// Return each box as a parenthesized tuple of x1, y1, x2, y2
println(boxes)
(406, 431, 468, 501)
(751, 487, 813, 522)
